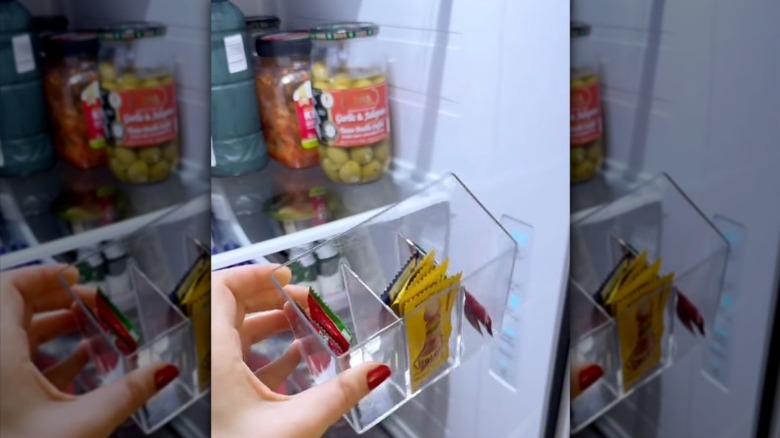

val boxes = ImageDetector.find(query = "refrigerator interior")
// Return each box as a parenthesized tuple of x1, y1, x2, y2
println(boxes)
(571, 0, 780, 436)
(1, 0, 210, 270)
(4, 1, 211, 436)
(215, 0, 570, 437)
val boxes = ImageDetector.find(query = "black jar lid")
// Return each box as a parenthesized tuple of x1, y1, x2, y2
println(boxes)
(42, 32, 100, 57)
(256, 31, 311, 58)
(309, 22, 379, 41)
(246, 15, 281, 31)
(98, 22, 166, 41)
(31, 15, 69, 33)
(571, 22, 591, 38)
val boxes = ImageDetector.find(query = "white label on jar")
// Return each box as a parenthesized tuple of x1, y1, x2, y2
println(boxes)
(12, 34, 35, 74)
(223, 34, 247, 74)
(211, 137, 216, 167)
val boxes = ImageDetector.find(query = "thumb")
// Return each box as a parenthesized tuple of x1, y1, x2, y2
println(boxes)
(76, 362, 180, 435)
(293, 362, 391, 429)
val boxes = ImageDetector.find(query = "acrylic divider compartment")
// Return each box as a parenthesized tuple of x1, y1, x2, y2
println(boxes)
(56, 203, 209, 434)
(569, 173, 729, 432)
(271, 173, 518, 434)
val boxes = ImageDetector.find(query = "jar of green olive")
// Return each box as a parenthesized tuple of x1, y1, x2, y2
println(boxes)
(571, 22, 604, 184)
(98, 22, 179, 184)
(310, 22, 392, 185)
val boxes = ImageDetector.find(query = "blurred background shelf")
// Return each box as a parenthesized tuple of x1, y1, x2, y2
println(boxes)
(0, 162, 209, 268)
(211, 159, 434, 269)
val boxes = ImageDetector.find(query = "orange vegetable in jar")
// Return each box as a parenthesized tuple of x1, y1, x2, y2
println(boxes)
(254, 31, 320, 169)
(41, 33, 108, 169)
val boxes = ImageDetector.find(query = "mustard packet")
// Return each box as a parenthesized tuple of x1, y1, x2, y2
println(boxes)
(392, 255, 445, 314)
(402, 273, 461, 391)
(614, 271, 673, 390)
(173, 251, 211, 392)
(607, 256, 659, 312)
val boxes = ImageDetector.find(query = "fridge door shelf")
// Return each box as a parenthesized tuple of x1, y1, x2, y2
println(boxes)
(0, 162, 209, 269)
(569, 173, 730, 433)
(211, 159, 433, 270)
(232, 173, 518, 434)
(53, 207, 210, 435)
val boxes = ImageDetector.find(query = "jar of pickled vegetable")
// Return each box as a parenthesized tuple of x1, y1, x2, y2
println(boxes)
(245, 15, 279, 53)
(42, 33, 108, 169)
(254, 31, 319, 169)
(309, 22, 392, 185)
(571, 22, 604, 184)
(97, 22, 179, 184)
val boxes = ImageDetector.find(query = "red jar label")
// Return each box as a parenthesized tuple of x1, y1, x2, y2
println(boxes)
(313, 81, 390, 147)
(571, 78, 602, 145)
(294, 81, 320, 150)
(108, 83, 178, 147)
(80, 81, 107, 149)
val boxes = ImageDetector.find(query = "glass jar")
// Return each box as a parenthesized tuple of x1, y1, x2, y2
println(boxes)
(255, 31, 319, 169)
(310, 22, 392, 185)
(42, 33, 108, 169)
(98, 22, 179, 184)
(571, 22, 604, 184)
(245, 15, 279, 53)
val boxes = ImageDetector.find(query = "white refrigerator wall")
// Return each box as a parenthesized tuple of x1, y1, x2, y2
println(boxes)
(20, 0, 210, 171)
(574, 0, 780, 436)
(237, 1, 570, 437)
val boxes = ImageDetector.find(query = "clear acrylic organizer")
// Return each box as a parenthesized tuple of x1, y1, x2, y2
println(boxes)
(57, 197, 210, 434)
(569, 173, 729, 432)
(271, 174, 518, 434)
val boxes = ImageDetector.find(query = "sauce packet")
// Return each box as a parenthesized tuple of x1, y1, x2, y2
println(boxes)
(614, 272, 673, 390)
(381, 252, 421, 306)
(169, 247, 211, 390)
(306, 288, 353, 354)
(384, 249, 461, 391)
(594, 251, 634, 305)
(605, 254, 656, 312)
(96, 288, 141, 355)
(392, 257, 448, 314)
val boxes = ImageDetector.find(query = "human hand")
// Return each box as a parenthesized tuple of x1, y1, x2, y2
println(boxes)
(211, 264, 391, 438)
(0, 264, 181, 438)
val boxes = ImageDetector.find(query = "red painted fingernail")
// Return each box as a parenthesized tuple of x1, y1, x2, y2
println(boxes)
(367, 365, 391, 391)
(578, 364, 604, 391)
(154, 364, 180, 390)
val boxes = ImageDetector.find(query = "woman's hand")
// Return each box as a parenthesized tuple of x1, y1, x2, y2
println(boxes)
(0, 264, 180, 438)
(211, 264, 391, 438)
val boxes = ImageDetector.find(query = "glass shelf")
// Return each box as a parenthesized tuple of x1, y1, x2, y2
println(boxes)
(211, 160, 432, 270)
(571, 166, 646, 219)
(0, 162, 209, 268)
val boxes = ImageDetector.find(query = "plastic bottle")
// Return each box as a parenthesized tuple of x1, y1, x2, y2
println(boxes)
(315, 241, 345, 299)
(210, 0, 268, 177)
(289, 245, 319, 291)
(0, 0, 54, 177)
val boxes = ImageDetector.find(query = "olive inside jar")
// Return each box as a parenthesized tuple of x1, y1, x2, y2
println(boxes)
(97, 22, 179, 184)
(41, 33, 108, 169)
(309, 22, 392, 185)
(254, 31, 320, 169)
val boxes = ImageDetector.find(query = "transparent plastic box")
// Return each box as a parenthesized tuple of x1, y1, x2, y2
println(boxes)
(269, 173, 518, 433)
(569, 173, 729, 432)
(56, 197, 210, 434)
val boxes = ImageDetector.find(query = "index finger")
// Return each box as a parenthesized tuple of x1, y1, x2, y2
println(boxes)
(214, 264, 292, 313)
(2, 264, 79, 300)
